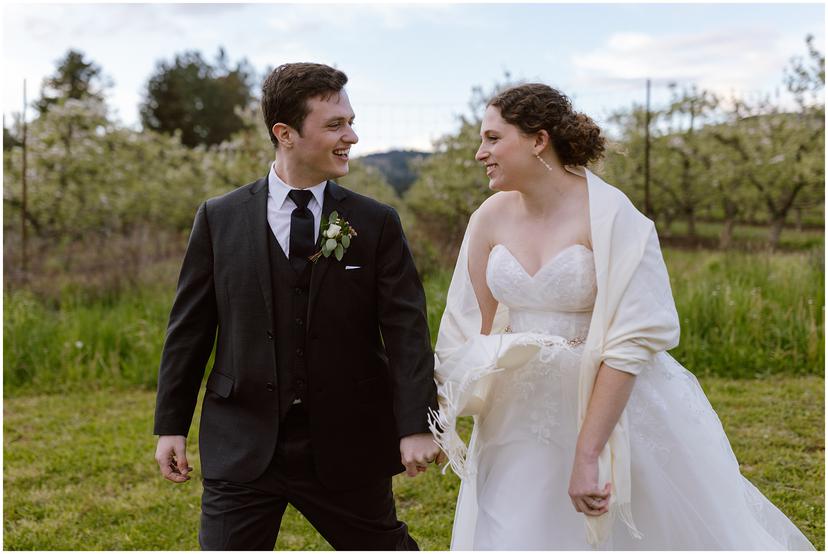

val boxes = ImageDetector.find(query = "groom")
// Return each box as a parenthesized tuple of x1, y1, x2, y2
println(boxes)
(153, 62, 442, 550)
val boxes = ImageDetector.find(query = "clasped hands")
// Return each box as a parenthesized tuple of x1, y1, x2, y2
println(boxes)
(400, 433, 447, 477)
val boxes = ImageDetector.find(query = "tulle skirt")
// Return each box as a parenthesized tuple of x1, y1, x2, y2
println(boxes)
(442, 339, 815, 550)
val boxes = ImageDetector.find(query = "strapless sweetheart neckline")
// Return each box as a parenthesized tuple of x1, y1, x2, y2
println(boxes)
(490, 243, 592, 280)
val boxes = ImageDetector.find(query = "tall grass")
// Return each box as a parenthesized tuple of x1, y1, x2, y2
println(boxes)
(4, 285, 175, 395)
(3, 247, 823, 396)
(666, 247, 823, 378)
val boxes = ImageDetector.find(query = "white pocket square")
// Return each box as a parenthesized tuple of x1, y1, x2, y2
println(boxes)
(345, 265, 362, 270)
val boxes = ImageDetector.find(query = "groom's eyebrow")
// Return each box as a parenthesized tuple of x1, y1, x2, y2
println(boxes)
(325, 114, 356, 124)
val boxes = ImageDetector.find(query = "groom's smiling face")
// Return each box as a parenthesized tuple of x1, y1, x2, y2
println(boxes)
(292, 90, 358, 182)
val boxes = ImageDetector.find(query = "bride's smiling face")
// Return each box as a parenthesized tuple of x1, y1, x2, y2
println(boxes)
(475, 105, 536, 192)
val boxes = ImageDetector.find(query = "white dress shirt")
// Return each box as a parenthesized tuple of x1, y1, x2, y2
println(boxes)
(267, 163, 327, 257)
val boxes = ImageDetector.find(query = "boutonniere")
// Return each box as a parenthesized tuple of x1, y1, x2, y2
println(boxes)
(310, 211, 358, 262)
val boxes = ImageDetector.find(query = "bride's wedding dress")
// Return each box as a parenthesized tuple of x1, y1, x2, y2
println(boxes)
(438, 241, 814, 550)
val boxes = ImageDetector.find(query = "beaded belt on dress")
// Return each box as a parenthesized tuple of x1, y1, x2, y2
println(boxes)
(504, 325, 586, 346)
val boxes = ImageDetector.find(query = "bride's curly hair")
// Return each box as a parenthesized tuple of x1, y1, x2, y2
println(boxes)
(488, 83, 606, 167)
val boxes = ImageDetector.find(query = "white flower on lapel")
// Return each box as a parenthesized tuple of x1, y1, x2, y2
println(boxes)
(310, 211, 357, 262)
(326, 223, 342, 238)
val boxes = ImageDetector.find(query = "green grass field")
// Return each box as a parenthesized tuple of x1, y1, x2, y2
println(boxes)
(661, 220, 824, 251)
(4, 376, 822, 550)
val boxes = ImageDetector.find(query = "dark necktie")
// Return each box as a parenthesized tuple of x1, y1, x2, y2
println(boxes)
(288, 189, 315, 273)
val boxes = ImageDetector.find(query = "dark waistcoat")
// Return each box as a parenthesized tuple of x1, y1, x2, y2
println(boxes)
(267, 226, 311, 421)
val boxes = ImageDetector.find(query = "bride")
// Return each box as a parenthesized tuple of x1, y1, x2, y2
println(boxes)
(428, 83, 815, 550)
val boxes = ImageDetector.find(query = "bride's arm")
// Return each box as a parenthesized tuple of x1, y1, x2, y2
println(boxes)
(467, 209, 498, 335)
(569, 362, 636, 515)
(576, 362, 636, 460)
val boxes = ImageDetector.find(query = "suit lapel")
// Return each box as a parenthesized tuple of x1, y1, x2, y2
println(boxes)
(243, 176, 275, 319)
(308, 180, 348, 327)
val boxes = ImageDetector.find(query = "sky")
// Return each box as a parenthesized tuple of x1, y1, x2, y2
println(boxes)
(2, 2, 825, 155)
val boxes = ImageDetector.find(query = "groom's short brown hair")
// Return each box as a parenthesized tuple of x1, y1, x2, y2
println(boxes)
(261, 62, 348, 149)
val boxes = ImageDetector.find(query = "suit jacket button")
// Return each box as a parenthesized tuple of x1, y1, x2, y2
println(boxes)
(266, 331, 273, 341)
(266, 382, 275, 392)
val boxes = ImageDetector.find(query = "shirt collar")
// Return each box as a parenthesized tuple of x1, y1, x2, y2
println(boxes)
(267, 162, 327, 210)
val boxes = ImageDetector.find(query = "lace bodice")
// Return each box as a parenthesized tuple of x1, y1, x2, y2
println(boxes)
(486, 243, 596, 340)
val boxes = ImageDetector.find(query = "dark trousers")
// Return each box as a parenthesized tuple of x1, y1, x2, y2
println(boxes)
(198, 405, 419, 550)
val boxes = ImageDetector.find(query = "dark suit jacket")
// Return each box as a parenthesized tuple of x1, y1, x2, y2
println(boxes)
(153, 177, 438, 490)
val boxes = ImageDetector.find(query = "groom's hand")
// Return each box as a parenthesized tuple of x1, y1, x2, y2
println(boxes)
(155, 435, 193, 483)
(400, 433, 446, 477)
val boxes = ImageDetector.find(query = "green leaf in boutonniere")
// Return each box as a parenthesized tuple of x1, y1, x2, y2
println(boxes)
(309, 212, 358, 263)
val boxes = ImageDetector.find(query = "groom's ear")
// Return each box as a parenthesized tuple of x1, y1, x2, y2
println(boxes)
(272, 122, 294, 148)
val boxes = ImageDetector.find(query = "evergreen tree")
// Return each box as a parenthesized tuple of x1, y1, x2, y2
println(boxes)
(34, 49, 108, 116)
(140, 48, 255, 147)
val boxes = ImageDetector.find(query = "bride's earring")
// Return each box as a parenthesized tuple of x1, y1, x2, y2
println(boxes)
(535, 153, 554, 173)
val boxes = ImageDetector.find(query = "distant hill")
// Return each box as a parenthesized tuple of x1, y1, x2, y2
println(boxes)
(358, 150, 431, 196)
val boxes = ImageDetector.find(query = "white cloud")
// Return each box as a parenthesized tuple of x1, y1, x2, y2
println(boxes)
(264, 3, 460, 34)
(570, 25, 804, 98)
(606, 32, 653, 52)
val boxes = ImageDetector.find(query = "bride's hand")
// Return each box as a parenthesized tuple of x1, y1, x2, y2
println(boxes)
(568, 453, 611, 516)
